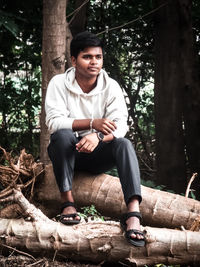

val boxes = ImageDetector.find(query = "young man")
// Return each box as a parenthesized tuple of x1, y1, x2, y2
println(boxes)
(45, 31, 145, 247)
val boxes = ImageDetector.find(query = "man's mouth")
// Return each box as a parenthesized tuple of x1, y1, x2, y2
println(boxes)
(88, 67, 99, 71)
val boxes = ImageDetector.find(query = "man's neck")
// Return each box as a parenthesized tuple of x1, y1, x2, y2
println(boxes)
(76, 75, 97, 93)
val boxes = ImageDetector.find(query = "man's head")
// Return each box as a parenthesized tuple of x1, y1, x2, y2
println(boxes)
(70, 31, 103, 58)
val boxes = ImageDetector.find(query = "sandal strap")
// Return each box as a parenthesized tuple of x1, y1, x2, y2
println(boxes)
(61, 201, 75, 213)
(125, 211, 142, 222)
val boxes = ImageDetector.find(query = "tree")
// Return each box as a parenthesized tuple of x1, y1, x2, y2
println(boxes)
(180, 0, 200, 187)
(154, 0, 200, 193)
(40, 0, 67, 164)
(154, 0, 187, 193)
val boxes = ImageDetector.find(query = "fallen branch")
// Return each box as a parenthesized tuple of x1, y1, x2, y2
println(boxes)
(0, 147, 44, 192)
(1, 244, 36, 261)
(0, 188, 52, 223)
(0, 148, 44, 218)
(185, 172, 198, 198)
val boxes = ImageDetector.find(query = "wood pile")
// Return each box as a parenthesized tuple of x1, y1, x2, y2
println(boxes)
(0, 147, 200, 266)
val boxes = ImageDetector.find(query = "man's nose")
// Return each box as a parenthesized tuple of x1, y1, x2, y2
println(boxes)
(90, 57, 97, 64)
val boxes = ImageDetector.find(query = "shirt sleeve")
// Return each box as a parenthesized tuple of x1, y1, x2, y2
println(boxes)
(104, 80, 129, 138)
(45, 75, 74, 134)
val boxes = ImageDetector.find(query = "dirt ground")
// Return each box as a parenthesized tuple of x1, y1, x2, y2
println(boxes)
(0, 256, 98, 267)
(0, 255, 125, 267)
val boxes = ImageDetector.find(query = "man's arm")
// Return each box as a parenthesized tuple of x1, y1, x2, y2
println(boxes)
(73, 118, 116, 153)
(75, 132, 115, 153)
(72, 118, 116, 135)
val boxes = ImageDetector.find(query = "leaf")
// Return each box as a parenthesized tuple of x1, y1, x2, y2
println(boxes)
(0, 10, 19, 36)
(2, 20, 19, 36)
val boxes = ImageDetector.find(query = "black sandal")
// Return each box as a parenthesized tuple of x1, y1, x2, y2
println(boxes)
(59, 201, 81, 225)
(120, 211, 145, 247)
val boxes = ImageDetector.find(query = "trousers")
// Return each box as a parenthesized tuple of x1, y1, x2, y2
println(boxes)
(47, 129, 142, 205)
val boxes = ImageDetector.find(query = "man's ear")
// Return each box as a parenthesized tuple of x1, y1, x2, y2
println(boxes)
(71, 56, 76, 67)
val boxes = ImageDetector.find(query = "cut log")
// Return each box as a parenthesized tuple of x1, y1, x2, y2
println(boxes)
(0, 189, 200, 267)
(1, 218, 200, 266)
(34, 164, 200, 230)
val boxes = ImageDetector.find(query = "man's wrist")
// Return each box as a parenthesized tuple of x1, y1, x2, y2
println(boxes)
(90, 119, 94, 132)
(96, 132, 104, 142)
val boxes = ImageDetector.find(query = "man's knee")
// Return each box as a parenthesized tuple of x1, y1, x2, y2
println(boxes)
(50, 129, 76, 148)
(51, 129, 74, 141)
(114, 137, 133, 149)
(113, 137, 137, 156)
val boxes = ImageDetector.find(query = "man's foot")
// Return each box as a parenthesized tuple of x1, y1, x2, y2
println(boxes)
(59, 201, 81, 225)
(120, 212, 145, 247)
(126, 215, 144, 240)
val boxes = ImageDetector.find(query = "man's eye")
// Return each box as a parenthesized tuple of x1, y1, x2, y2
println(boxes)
(83, 55, 90, 59)
(96, 55, 102, 59)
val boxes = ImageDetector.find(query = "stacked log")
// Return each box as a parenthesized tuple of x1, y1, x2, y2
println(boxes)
(1, 189, 200, 267)
(1, 151, 200, 266)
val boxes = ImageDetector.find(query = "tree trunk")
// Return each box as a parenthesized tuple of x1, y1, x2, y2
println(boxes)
(1, 189, 200, 267)
(40, 0, 67, 164)
(34, 164, 200, 230)
(154, 0, 187, 193)
(179, 0, 200, 185)
(65, 23, 73, 69)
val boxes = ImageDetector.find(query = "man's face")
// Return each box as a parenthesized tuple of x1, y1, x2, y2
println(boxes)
(71, 46, 103, 79)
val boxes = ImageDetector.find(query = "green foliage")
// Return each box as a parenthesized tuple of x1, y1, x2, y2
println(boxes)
(0, 0, 42, 157)
(0, 10, 20, 37)
(80, 205, 104, 222)
(188, 190, 197, 200)
(141, 179, 166, 191)
(106, 167, 118, 177)
(0, 68, 41, 156)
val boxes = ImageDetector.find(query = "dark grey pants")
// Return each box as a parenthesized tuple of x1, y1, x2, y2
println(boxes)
(47, 129, 142, 205)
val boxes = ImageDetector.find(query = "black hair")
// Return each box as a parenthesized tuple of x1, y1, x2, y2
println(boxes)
(70, 31, 103, 58)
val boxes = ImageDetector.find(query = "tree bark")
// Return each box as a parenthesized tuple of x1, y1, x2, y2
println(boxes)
(65, 22, 73, 69)
(34, 164, 200, 230)
(154, 0, 187, 193)
(1, 189, 200, 267)
(179, 0, 200, 183)
(40, 0, 67, 164)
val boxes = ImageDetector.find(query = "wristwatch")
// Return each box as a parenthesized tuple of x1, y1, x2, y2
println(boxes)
(97, 132, 104, 142)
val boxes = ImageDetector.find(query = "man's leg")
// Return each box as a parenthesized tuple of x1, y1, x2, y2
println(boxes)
(112, 138, 144, 241)
(47, 129, 80, 222)
(75, 137, 142, 204)
(75, 137, 143, 240)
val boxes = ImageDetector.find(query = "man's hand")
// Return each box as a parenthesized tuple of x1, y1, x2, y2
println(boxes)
(92, 118, 117, 135)
(76, 133, 99, 153)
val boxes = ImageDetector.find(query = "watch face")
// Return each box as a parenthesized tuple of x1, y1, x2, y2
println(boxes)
(98, 132, 104, 141)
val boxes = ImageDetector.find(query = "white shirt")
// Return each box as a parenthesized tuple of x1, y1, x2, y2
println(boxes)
(45, 67, 129, 138)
